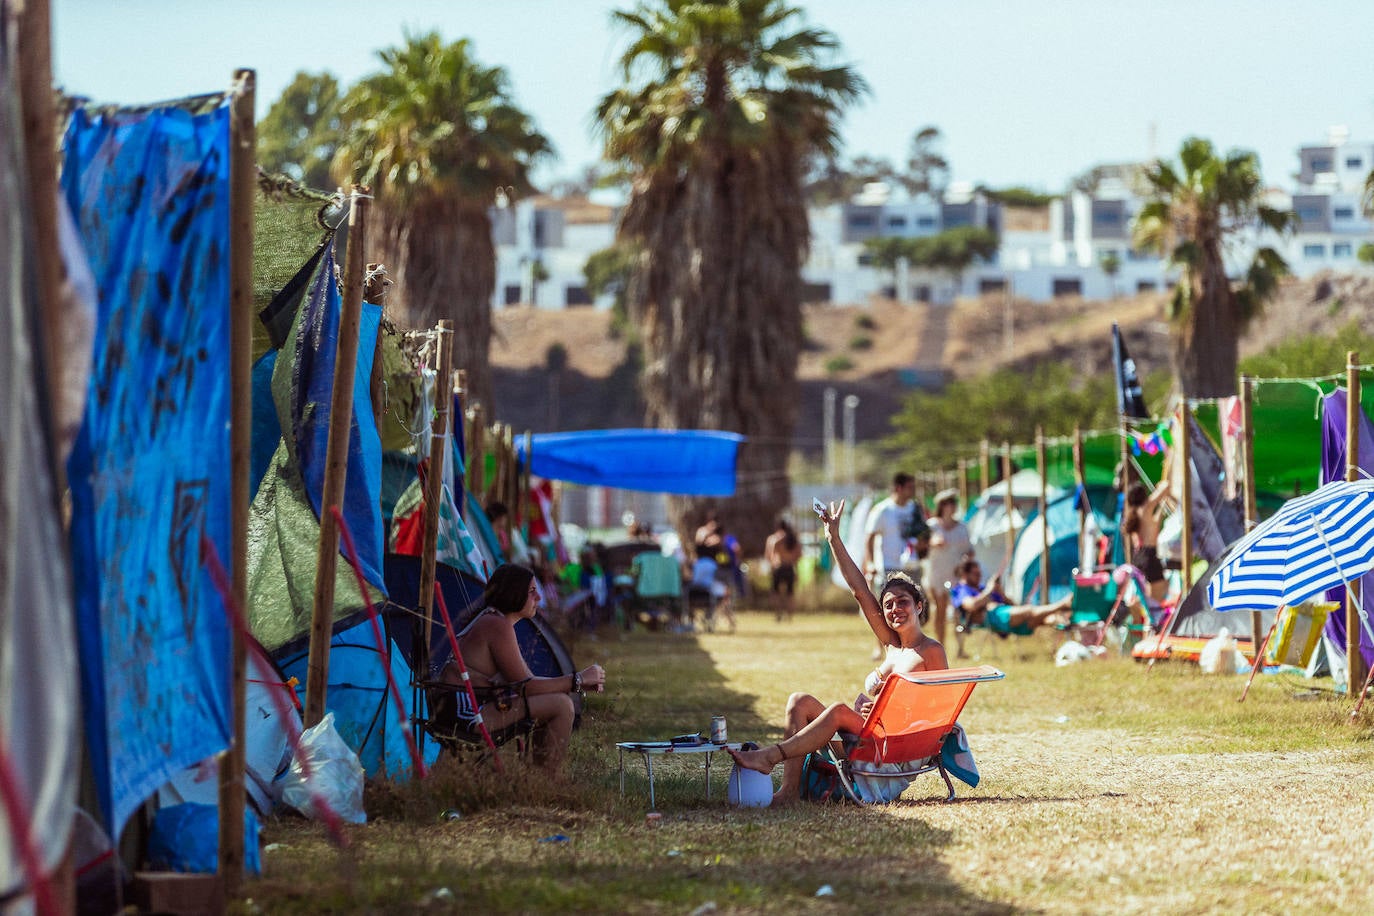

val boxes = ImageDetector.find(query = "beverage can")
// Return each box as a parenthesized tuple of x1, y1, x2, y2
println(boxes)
(711, 715, 728, 744)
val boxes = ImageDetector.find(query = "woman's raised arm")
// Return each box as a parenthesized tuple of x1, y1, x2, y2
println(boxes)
(819, 501, 893, 645)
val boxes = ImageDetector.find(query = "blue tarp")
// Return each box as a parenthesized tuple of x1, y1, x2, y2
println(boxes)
(518, 429, 744, 496)
(275, 620, 438, 778)
(63, 98, 232, 833)
(290, 237, 385, 588)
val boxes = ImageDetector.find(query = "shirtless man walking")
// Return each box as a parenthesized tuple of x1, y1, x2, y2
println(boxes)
(765, 519, 804, 622)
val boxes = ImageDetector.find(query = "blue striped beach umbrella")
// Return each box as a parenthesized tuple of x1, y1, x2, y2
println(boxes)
(1207, 478, 1374, 614)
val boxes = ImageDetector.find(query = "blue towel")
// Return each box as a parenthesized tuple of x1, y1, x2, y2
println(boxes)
(941, 724, 980, 788)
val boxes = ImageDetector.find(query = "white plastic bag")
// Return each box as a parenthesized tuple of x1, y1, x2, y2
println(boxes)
(280, 712, 366, 824)
(1199, 627, 1241, 675)
(1055, 641, 1094, 667)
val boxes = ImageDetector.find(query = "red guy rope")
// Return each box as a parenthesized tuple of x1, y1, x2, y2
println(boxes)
(432, 584, 504, 770)
(200, 534, 348, 847)
(330, 507, 429, 780)
(0, 744, 59, 915)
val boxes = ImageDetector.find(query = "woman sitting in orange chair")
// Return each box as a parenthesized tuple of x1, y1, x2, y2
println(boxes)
(728, 500, 947, 805)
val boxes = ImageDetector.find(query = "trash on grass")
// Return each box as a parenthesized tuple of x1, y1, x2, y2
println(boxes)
(815, 884, 836, 897)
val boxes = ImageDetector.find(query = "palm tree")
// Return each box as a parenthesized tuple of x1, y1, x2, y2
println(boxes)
(595, 0, 866, 551)
(258, 71, 343, 189)
(1134, 137, 1292, 398)
(333, 33, 552, 411)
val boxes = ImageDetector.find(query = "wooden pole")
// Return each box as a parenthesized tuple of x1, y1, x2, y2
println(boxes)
(1120, 415, 1133, 495)
(1037, 427, 1049, 600)
(466, 402, 485, 499)
(979, 439, 991, 493)
(1178, 400, 1193, 594)
(1240, 376, 1264, 653)
(214, 67, 255, 898)
(1348, 351, 1366, 692)
(505, 425, 518, 549)
(15, 0, 65, 480)
(16, 3, 75, 908)
(304, 188, 369, 729)
(957, 458, 969, 508)
(1073, 425, 1088, 569)
(416, 322, 453, 674)
(1002, 442, 1015, 576)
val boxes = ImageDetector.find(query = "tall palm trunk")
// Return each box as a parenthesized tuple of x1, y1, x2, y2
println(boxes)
(1174, 238, 1239, 399)
(375, 197, 496, 411)
(628, 146, 805, 553)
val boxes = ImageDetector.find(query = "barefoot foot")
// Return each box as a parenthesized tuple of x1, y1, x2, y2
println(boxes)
(727, 744, 778, 775)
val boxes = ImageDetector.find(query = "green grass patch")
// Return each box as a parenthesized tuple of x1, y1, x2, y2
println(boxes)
(247, 598, 1374, 914)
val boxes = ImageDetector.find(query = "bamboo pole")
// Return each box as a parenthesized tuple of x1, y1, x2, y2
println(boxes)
(1002, 442, 1015, 576)
(979, 439, 991, 494)
(466, 402, 485, 498)
(1348, 352, 1366, 692)
(1240, 376, 1264, 654)
(1037, 427, 1049, 600)
(1147, 404, 1192, 674)
(215, 67, 255, 898)
(17, 3, 75, 908)
(1073, 425, 1088, 569)
(1178, 400, 1193, 594)
(416, 322, 453, 674)
(505, 425, 518, 549)
(304, 188, 369, 728)
(16, 0, 65, 485)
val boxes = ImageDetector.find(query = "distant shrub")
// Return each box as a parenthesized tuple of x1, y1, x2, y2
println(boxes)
(853, 314, 877, 331)
(848, 335, 873, 351)
(825, 355, 855, 374)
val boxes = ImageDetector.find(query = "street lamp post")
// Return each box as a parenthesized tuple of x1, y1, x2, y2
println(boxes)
(843, 394, 860, 487)
(823, 387, 836, 485)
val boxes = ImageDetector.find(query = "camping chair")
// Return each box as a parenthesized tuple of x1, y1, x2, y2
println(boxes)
(684, 579, 717, 632)
(818, 666, 1004, 803)
(951, 581, 1000, 661)
(1059, 566, 1123, 648)
(627, 551, 687, 630)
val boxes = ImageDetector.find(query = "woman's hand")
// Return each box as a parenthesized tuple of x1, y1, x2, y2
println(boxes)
(579, 664, 606, 693)
(854, 693, 873, 716)
(818, 499, 845, 539)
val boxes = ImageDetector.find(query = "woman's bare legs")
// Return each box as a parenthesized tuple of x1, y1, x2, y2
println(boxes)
(482, 692, 575, 771)
(1005, 594, 1074, 631)
(933, 589, 950, 645)
(728, 692, 868, 806)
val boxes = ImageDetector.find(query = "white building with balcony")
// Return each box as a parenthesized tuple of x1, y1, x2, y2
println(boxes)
(492, 128, 1373, 311)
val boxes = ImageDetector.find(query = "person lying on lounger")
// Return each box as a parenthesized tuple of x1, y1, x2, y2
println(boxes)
(727, 500, 947, 806)
(949, 558, 1072, 648)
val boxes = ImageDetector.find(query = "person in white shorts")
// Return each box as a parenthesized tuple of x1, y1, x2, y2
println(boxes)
(924, 488, 971, 646)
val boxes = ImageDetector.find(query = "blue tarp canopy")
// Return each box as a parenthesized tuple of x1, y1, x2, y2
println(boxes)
(518, 429, 743, 496)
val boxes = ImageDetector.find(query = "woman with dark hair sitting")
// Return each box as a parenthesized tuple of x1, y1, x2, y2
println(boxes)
(437, 564, 605, 771)
(728, 500, 947, 805)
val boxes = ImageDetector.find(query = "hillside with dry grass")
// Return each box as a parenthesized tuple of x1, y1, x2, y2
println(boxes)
(489, 271, 1374, 447)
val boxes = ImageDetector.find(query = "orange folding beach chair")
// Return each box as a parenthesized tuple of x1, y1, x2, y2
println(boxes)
(818, 665, 1004, 803)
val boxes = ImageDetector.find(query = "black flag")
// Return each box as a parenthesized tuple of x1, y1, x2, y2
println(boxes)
(1112, 323, 1148, 419)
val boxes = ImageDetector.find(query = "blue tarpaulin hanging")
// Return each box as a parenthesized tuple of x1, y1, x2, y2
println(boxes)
(517, 429, 743, 496)
(289, 236, 385, 589)
(62, 95, 233, 835)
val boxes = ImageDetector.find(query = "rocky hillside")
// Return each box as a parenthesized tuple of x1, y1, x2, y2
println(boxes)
(487, 271, 1374, 451)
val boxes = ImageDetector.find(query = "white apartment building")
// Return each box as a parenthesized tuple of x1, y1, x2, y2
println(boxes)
(1271, 127, 1373, 270)
(492, 129, 1373, 311)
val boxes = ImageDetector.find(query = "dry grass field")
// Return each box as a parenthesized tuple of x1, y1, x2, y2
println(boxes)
(247, 598, 1374, 915)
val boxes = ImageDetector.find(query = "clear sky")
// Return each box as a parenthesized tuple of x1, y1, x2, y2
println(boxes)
(52, 0, 1374, 193)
